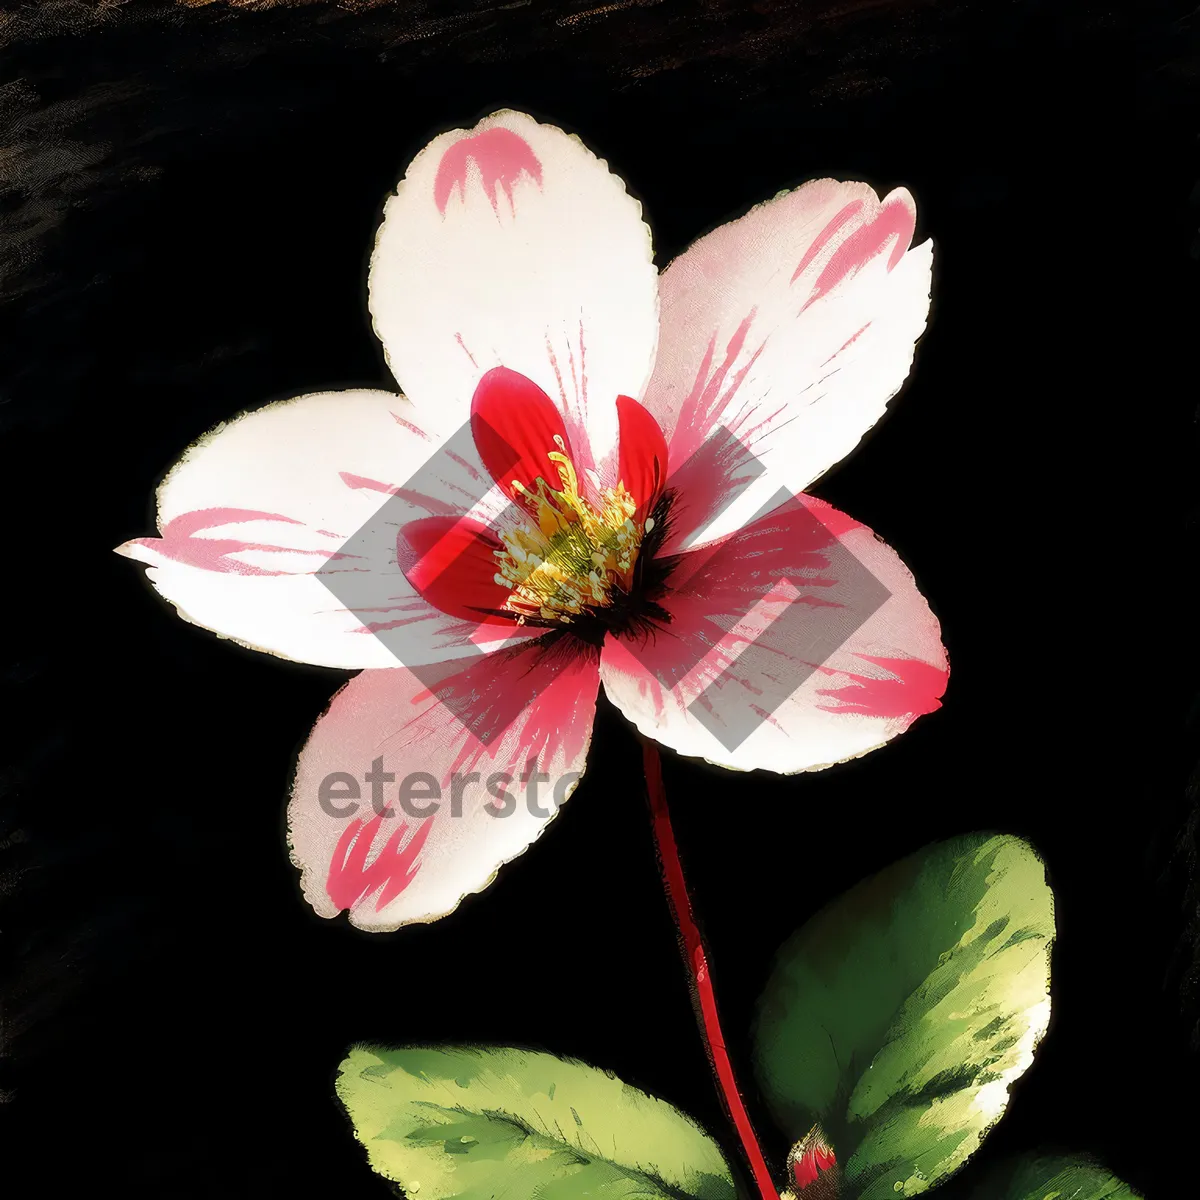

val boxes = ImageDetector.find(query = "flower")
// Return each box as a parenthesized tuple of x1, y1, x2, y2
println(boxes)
(117, 111, 947, 931)
(783, 1125, 839, 1200)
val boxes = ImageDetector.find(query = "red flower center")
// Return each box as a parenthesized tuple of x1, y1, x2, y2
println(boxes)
(787, 1125, 839, 1200)
(399, 367, 672, 639)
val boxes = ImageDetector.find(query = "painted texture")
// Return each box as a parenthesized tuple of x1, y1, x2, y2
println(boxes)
(336, 1044, 740, 1199)
(754, 833, 1055, 1200)
(114, 109, 945, 931)
(955, 1155, 1143, 1200)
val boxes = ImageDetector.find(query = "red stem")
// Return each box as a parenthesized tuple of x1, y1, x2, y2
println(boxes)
(642, 740, 782, 1200)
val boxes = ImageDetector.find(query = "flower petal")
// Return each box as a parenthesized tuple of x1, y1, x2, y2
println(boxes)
(288, 639, 600, 930)
(642, 180, 932, 545)
(616, 393, 669, 520)
(600, 495, 947, 773)
(470, 366, 574, 499)
(116, 389, 535, 668)
(398, 515, 519, 626)
(370, 110, 658, 475)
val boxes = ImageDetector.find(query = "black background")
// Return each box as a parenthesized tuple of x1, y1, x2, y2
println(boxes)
(0, 2, 1190, 1197)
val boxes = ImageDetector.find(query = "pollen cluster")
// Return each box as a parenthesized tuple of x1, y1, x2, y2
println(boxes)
(493, 436, 648, 624)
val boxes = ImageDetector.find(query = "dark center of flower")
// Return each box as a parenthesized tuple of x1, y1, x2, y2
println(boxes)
(399, 368, 675, 643)
(491, 433, 642, 623)
(489, 429, 678, 646)
(548, 488, 678, 647)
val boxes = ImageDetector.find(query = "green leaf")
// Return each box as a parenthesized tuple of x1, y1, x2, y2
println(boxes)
(335, 1043, 741, 1199)
(753, 832, 1054, 1200)
(955, 1154, 1142, 1200)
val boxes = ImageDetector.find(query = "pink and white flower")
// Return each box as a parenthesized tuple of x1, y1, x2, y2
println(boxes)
(117, 111, 947, 931)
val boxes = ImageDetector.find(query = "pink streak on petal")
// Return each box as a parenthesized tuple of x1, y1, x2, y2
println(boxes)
(546, 336, 569, 409)
(339, 471, 463, 518)
(339, 471, 401, 496)
(454, 332, 479, 368)
(579, 317, 588, 408)
(790, 199, 866, 282)
(668, 311, 769, 471)
(820, 322, 873, 367)
(815, 653, 948, 722)
(168, 508, 300, 534)
(433, 127, 544, 216)
(326, 811, 435, 913)
(390, 413, 433, 441)
(134, 507, 340, 576)
(801, 196, 916, 311)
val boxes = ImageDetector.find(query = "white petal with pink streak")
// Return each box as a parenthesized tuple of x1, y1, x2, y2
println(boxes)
(643, 179, 932, 546)
(369, 110, 658, 479)
(116, 389, 534, 669)
(600, 496, 947, 773)
(288, 641, 600, 931)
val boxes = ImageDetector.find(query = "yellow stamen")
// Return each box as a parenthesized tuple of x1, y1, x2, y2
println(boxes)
(495, 443, 645, 625)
